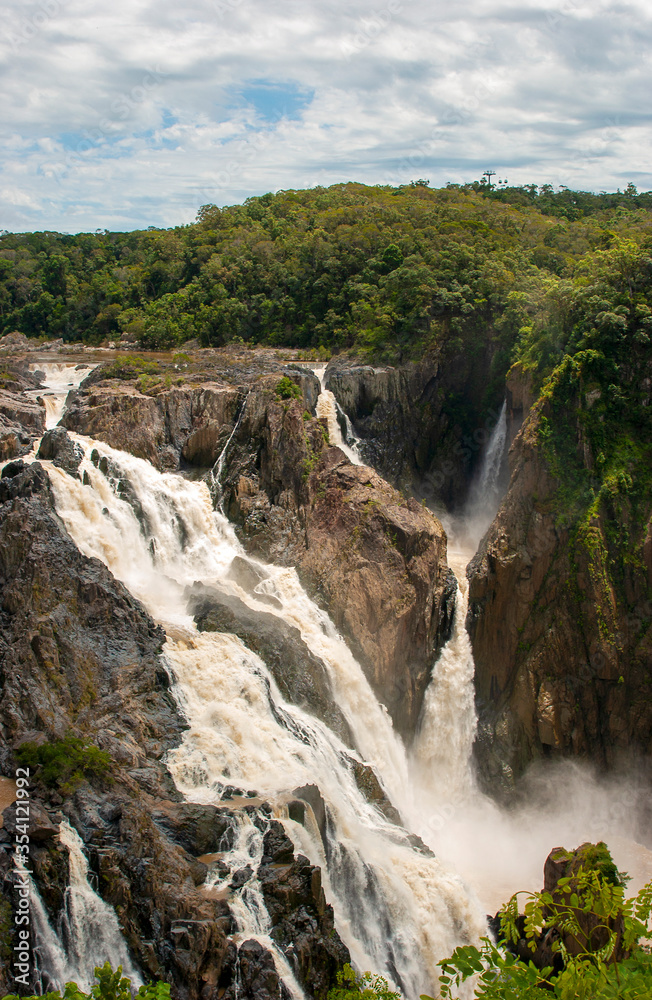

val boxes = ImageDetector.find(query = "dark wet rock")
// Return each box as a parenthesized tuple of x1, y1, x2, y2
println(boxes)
(258, 853, 350, 999)
(37, 427, 84, 478)
(1, 800, 59, 842)
(151, 802, 235, 856)
(262, 821, 295, 865)
(189, 583, 354, 747)
(223, 939, 288, 1000)
(344, 756, 402, 826)
(230, 865, 253, 889)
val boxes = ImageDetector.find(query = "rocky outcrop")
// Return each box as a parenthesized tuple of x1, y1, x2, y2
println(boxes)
(467, 395, 652, 796)
(0, 460, 349, 999)
(0, 365, 46, 461)
(221, 381, 455, 740)
(493, 842, 627, 975)
(62, 358, 319, 471)
(324, 350, 505, 509)
(62, 381, 240, 471)
(37, 427, 83, 478)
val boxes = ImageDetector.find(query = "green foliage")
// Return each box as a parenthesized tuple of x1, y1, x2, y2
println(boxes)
(426, 865, 652, 999)
(275, 375, 302, 400)
(1, 963, 170, 1000)
(16, 735, 112, 794)
(328, 963, 401, 1000)
(3, 182, 650, 361)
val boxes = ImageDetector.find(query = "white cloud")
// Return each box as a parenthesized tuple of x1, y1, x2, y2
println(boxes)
(1, 0, 651, 232)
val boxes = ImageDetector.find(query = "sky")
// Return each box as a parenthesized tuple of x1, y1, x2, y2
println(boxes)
(1, 0, 651, 233)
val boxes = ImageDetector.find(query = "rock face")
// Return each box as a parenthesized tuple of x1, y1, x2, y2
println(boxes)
(221, 379, 455, 740)
(37, 427, 84, 478)
(62, 381, 240, 470)
(0, 364, 46, 460)
(324, 351, 504, 509)
(467, 393, 652, 795)
(0, 460, 349, 999)
(62, 357, 319, 471)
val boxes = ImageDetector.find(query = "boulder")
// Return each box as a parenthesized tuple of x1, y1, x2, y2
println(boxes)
(37, 427, 84, 478)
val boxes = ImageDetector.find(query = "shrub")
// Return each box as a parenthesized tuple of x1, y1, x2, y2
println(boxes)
(328, 964, 401, 1000)
(275, 375, 302, 400)
(2, 963, 169, 1000)
(428, 865, 652, 999)
(16, 735, 112, 794)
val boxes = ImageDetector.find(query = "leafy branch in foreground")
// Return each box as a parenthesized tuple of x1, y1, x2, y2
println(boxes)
(2, 963, 169, 1000)
(328, 963, 401, 1000)
(426, 847, 652, 1000)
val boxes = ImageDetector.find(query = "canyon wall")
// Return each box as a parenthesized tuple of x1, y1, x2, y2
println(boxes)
(467, 370, 652, 795)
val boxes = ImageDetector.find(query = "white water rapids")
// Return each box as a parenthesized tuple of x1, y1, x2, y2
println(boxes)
(18, 365, 652, 997)
(27, 362, 96, 428)
(44, 429, 486, 997)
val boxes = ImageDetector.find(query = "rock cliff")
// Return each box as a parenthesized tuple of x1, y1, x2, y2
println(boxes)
(0, 364, 46, 461)
(467, 371, 652, 795)
(62, 356, 318, 471)
(220, 377, 455, 740)
(324, 349, 505, 510)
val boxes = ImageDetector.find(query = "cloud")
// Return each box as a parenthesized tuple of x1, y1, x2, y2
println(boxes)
(1, 0, 651, 232)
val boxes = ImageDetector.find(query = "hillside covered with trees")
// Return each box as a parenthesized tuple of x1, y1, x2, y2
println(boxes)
(2, 182, 652, 371)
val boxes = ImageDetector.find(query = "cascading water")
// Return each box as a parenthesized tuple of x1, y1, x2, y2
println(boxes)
(56, 820, 142, 991)
(23, 823, 141, 993)
(43, 433, 486, 998)
(463, 399, 507, 548)
(28, 362, 96, 428)
(312, 367, 363, 465)
(204, 811, 305, 1000)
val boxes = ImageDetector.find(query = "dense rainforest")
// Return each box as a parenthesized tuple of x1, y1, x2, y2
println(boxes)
(3, 179, 651, 537)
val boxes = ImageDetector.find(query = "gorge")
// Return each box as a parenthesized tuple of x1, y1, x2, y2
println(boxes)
(0, 342, 650, 1000)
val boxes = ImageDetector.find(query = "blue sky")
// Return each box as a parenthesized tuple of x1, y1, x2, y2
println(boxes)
(1, 0, 651, 233)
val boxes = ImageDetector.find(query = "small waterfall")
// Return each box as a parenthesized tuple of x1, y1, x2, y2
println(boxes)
(56, 820, 142, 991)
(28, 363, 96, 429)
(43, 434, 486, 998)
(204, 811, 306, 1000)
(211, 392, 249, 512)
(313, 367, 363, 466)
(463, 399, 507, 547)
(22, 866, 73, 993)
(22, 822, 141, 994)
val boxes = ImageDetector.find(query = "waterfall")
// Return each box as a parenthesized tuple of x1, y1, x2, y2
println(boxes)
(463, 399, 507, 547)
(28, 362, 96, 429)
(312, 367, 363, 465)
(211, 391, 250, 512)
(43, 434, 486, 998)
(23, 867, 74, 993)
(21, 823, 141, 994)
(56, 820, 142, 991)
(411, 579, 476, 803)
(204, 811, 306, 1000)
